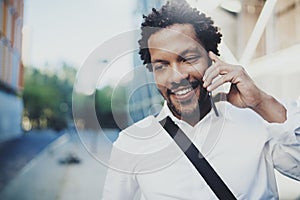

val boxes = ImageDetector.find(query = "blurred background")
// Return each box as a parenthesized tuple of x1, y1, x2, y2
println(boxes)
(0, 0, 299, 199)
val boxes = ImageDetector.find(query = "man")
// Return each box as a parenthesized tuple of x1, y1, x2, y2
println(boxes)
(102, 1, 300, 199)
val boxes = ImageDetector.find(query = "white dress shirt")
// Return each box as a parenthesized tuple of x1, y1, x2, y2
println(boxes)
(102, 100, 300, 200)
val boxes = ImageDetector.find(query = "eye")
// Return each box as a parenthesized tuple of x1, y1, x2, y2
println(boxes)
(181, 55, 200, 64)
(153, 63, 168, 71)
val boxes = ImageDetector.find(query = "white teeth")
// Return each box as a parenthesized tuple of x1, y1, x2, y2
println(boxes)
(174, 87, 193, 95)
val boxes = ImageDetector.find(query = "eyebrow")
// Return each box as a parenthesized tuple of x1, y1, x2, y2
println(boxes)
(179, 47, 202, 57)
(151, 59, 169, 64)
(151, 47, 202, 64)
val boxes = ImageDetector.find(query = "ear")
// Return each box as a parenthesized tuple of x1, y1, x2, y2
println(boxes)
(208, 51, 220, 63)
(207, 52, 213, 66)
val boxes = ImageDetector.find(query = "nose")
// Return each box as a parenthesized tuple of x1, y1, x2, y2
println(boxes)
(167, 63, 189, 85)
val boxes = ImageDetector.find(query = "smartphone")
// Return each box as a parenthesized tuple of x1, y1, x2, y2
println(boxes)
(207, 57, 219, 117)
(209, 92, 219, 117)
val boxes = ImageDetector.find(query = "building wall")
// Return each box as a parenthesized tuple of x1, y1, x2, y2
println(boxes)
(237, 0, 300, 59)
(0, 0, 24, 142)
(238, 0, 300, 100)
(128, 0, 165, 125)
(209, 0, 300, 100)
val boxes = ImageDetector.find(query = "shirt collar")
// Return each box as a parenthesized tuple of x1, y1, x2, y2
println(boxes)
(156, 101, 217, 130)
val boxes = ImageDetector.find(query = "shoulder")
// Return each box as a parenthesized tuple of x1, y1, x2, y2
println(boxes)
(119, 115, 161, 139)
(113, 115, 169, 153)
(215, 102, 269, 149)
(218, 102, 268, 139)
(222, 101, 265, 126)
(109, 115, 174, 172)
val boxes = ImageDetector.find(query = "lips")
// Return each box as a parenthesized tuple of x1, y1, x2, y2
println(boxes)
(173, 87, 193, 95)
(168, 81, 200, 102)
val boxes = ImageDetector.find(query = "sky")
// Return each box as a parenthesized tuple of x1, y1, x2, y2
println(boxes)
(23, 0, 136, 69)
(21, 0, 300, 98)
(22, 0, 222, 69)
(20, 0, 226, 90)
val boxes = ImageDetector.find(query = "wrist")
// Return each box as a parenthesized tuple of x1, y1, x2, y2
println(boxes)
(251, 92, 287, 123)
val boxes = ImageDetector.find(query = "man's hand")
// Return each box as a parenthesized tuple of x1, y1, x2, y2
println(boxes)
(203, 51, 287, 123)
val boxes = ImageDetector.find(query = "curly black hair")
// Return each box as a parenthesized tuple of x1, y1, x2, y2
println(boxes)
(138, 0, 222, 71)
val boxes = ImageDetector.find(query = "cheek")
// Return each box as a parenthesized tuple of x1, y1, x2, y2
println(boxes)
(154, 73, 167, 90)
(192, 63, 208, 78)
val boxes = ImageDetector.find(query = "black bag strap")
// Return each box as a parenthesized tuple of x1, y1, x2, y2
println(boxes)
(159, 116, 236, 200)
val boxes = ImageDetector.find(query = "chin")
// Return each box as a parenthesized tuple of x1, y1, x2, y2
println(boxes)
(169, 97, 200, 118)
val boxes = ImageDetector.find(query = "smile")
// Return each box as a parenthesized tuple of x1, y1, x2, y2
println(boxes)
(170, 84, 199, 102)
(173, 87, 193, 95)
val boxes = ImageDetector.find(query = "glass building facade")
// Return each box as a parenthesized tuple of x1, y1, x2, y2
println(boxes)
(127, 0, 166, 125)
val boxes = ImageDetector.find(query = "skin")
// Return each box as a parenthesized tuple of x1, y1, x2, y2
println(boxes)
(149, 24, 212, 126)
(148, 23, 286, 126)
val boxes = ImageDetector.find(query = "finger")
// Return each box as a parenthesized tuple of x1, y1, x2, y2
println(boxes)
(203, 63, 222, 88)
(203, 53, 229, 81)
(203, 60, 223, 82)
(206, 71, 235, 92)
(203, 64, 235, 88)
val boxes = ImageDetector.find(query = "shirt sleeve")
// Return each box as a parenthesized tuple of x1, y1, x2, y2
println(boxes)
(101, 140, 141, 200)
(101, 129, 143, 200)
(265, 100, 300, 181)
(102, 167, 140, 200)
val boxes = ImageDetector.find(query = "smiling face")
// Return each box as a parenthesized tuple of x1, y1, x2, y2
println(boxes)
(148, 24, 211, 124)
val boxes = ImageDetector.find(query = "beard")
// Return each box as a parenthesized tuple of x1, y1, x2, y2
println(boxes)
(161, 79, 209, 119)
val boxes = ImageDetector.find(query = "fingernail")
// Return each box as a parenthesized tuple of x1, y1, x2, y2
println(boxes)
(207, 86, 211, 91)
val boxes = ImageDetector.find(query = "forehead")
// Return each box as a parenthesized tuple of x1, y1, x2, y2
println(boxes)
(148, 24, 204, 55)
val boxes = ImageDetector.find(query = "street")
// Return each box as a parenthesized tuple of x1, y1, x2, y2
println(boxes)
(0, 128, 299, 200)
(0, 129, 118, 200)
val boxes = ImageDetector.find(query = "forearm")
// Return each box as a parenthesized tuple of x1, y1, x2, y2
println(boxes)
(251, 92, 287, 123)
(264, 99, 300, 180)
